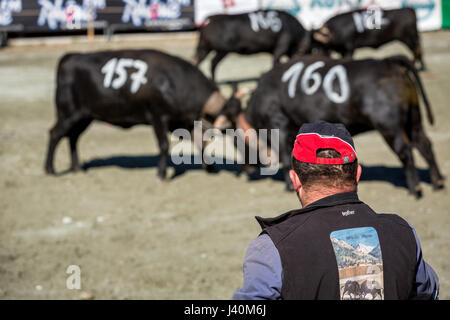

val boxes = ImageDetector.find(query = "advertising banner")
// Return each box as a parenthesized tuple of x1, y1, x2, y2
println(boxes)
(0, 0, 195, 33)
(442, 0, 450, 28)
(194, 0, 444, 31)
(194, 0, 260, 26)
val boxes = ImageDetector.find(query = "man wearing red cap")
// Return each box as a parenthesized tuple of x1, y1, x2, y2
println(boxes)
(233, 120, 439, 300)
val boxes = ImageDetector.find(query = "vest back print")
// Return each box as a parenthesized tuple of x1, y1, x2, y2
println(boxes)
(330, 227, 384, 300)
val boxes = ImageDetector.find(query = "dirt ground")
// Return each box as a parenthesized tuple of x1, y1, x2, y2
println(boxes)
(1, 30, 449, 300)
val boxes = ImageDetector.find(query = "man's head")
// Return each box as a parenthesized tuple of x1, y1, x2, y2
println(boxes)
(289, 121, 362, 206)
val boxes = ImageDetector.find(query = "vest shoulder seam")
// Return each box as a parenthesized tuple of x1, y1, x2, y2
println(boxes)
(272, 212, 318, 245)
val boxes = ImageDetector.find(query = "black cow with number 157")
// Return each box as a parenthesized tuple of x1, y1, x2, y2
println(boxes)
(45, 49, 233, 180)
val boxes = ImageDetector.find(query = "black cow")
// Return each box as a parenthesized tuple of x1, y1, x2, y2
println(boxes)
(45, 49, 229, 180)
(194, 9, 310, 80)
(217, 55, 444, 198)
(342, 280, 362, 300)
(360, 280, 383, 300)
(312, 8, 425, 71)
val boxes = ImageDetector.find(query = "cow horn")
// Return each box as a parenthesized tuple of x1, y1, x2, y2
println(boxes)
(235, 87, 251, 99)
(313, 26, 331, 44)
(202, 91, 226, 117)
(236, 113, 278, 168)
(237, 113, 252, 133)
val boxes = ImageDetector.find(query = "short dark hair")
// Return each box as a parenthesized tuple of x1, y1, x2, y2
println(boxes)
(291, 148, 359, 191)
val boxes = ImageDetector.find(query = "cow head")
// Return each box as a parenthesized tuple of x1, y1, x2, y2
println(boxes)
(213, 85, 279, 173)
(313, 25, 332, 44)
(202, 90, 226, 120)
(213, 83, 250, 131)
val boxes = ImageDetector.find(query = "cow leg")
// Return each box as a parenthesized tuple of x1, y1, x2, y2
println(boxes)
(282, 130, 297, 192)
(194, 45, 211, 66)
(68, 118, 92, 172)
(191, 124, 216, 173)
(194, 31, 211, 66)
(210, 51, 227, 81)
(45, 120, 71, 175)
(342, 290, 347, 300)
(152, 115, 170, 180)
(412, 126, 445, 190)
(271, 116, 293, 191)
(381, 131, 422, 198)
(415, 45, 426, 72)
(403, 34, 426, 71)
(273, 34, 291, 65)
(342, 48, 354, 59)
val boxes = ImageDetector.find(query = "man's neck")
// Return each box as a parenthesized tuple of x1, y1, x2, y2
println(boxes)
(300, 188, 356, 208)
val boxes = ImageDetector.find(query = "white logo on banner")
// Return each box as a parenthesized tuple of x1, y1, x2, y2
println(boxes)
(37, 0, 105, 30)
(101, 58, 148, 94)
(282, 61, 350, 104)
(121, 0, 191, 27)
(0, 0, 22, 26)
(248, 11, 282, 32)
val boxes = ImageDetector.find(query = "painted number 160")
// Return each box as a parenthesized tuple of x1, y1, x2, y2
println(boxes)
(282, 61, 350, 104)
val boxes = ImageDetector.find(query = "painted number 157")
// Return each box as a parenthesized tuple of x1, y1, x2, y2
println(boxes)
(101, 58, 148, 94)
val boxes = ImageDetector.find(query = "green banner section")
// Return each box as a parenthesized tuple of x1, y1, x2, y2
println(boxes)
(443, 0, 450, 28)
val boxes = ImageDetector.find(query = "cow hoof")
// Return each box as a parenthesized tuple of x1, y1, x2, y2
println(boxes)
(157, 175, 167, 182)
(70, 166, 81, 173)
(433, 179, 445, 191)
(412, 187, 423, 199)
(241, 164, 257, 175)
(45, 167, 55, 175)
(204, 164, 218, 174)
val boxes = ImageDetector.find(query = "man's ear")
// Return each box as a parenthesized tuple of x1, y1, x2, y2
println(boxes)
(289, 169, 302, 192)
(356, 164, 362, 184)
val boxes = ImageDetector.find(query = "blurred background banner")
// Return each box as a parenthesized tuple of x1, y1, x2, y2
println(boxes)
(194, 0, 260, 26)
(0, 0, 195, 34)
(0, 1, 447, 43)
(443, 0, 450, 28)
(194, 0, 445, 31)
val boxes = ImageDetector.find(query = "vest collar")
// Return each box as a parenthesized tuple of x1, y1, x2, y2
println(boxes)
(256, 192, 362, 229)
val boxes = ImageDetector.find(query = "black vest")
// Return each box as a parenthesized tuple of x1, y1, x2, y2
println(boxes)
(256, 192, 417, 300)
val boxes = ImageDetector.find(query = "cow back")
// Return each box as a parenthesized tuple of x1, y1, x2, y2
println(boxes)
(325, 8, 418, 49)
(200, 10, 306, 54)
(246, 55, 413, 135)
(56, 49, 218, 128)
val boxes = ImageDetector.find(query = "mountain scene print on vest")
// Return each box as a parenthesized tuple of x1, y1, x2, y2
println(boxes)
(330, 227, 384, 300)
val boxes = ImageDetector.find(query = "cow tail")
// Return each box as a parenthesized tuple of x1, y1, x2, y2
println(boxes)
(193, 20, 211, 65)
(55, 54, 76, 120)
(387, 55, 434, 125)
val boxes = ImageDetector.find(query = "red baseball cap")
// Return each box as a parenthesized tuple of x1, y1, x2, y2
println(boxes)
(292, 121, 357, 165)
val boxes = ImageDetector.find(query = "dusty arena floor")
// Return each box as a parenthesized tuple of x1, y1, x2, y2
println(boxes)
(1, 30, 449, 300)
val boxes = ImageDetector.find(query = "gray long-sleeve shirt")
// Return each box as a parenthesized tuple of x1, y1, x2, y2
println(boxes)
(233, 224, 439, 300)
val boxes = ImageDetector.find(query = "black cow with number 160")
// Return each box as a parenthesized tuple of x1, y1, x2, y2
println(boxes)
(216, 55, 444, 198)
